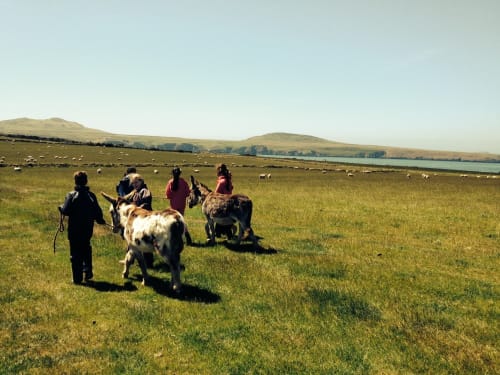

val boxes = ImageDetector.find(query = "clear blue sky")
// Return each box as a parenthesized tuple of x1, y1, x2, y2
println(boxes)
(1, 1, 499, 153)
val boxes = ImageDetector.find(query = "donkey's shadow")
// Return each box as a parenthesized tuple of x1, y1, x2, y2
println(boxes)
(187, 235, 278, 254)
(146, 275, 221, 303)
(223, 242, 278, 254)
(222, 236, 278, 254)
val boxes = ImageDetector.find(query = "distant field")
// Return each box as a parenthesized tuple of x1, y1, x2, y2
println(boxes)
(2, 117, 499, 161)
(0, 140, 498, 374)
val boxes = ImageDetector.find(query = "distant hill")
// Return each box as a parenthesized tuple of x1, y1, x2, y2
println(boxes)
(0, 117, 498, 162)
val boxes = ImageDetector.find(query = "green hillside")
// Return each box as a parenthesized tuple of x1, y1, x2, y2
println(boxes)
(0, 117, 498, 162)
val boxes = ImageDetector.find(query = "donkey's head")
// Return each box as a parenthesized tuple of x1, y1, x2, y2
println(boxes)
(187, 176, 202, 208)
(101, 192, 130, 233)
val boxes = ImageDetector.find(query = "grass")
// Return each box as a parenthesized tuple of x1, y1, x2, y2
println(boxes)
(0, 140, 498, 374)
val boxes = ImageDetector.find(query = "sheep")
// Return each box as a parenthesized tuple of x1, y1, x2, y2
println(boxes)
(421, 173, 430, 179)
(97, 168, 102, 174)
(154, 169, 159, 174)
(259, 174, 267, 179)
(14, 166, 22, 172)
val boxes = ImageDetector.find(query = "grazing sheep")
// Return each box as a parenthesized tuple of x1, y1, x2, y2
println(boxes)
(267, 173, 272, 179)
(421, 173, 430, 179)
(97, 168, 102, 174)
(406, 173, 411, 179)
(347, 172, 354, 177)
(154, 169, 159, 174)
(14, 166, 22, 172)
(193, 169, 200, 173)
(259, 174, 267, 179)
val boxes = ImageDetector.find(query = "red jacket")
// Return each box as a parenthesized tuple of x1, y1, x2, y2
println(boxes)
(165, 178, 190, 215)
(215, 176, 233, 194)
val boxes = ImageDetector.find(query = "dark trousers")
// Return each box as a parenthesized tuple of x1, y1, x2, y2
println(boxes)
(69, 238, 92, 283)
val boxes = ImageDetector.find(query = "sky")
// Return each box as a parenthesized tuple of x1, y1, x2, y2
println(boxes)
(1, 0, 499, 154)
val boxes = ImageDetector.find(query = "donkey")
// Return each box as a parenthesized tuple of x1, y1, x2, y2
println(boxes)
(101, 192, 185, 292)
(187, 176, 258, 247)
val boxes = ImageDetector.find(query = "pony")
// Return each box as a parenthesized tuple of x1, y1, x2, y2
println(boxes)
(101, 192, 185, 292)
(187, 176, 258, 247)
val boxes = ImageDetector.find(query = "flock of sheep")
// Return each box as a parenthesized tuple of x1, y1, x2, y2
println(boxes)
(2, 151, 497, 180)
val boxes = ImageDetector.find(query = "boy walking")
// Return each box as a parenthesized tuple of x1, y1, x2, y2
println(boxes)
(59, 171, 106, 284)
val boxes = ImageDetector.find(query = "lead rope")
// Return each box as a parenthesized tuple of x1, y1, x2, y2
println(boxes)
(53, 212, 65, 254)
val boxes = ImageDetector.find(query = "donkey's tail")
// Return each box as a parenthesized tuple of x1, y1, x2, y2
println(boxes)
(170, 217, 185, 254)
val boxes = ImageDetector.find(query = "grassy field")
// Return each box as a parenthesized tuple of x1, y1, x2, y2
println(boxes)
(0, 140, 498, 374)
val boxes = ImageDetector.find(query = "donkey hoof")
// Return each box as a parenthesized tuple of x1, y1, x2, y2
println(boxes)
(171, 283, 182, 294)
(122, 272, 129, 279)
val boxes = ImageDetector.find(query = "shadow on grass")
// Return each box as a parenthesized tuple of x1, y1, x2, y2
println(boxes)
(308, 288, 381, 321)
(83, 280, 138, 292)
(223, 241, 278, 254)
(180, 236, 278, 254)
(185, 241, 211, 248)
(146, 275, 221, 303)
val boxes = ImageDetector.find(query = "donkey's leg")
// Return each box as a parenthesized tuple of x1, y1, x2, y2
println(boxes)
(236, 222, 244, 245)
(122, 249, 135, 279)
(205, 219, 216, 245)
(168, 249, 182, 293)
(247, 227, 258, 248)
(136, 251, 150, 286)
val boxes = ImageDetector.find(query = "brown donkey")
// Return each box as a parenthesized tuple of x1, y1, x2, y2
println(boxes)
(187, 176, 258, 247)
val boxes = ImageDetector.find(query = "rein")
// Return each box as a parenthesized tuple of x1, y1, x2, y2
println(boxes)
(53, 213, 114, 253)
(53, 212, 65, 253)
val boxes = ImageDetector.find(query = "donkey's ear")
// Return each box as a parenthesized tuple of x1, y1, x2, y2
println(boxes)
(190, 175, 196, 186)
(101, 192, 117, 205)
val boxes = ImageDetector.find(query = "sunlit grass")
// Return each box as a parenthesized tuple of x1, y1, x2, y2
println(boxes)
(0, 140, 498, 374)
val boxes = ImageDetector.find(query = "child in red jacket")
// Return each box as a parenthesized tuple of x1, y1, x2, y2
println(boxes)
(165, 167, 192, 245)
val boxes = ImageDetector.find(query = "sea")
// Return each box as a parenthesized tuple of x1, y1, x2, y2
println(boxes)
(259, 155, 500, 174)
